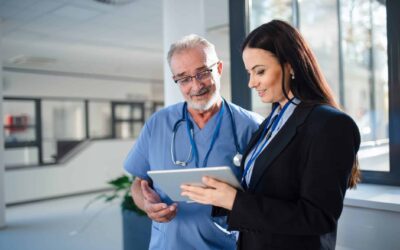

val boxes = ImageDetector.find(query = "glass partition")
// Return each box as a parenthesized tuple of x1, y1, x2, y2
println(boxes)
(3, 100, 36, 144)
(89, 101, 112, 138)
(3, 99, 39, 167)
(2, 97, 160, 168)
(41, 100, 86, 163)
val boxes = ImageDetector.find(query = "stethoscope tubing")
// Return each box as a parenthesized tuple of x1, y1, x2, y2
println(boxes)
(171, 99, 241, 167)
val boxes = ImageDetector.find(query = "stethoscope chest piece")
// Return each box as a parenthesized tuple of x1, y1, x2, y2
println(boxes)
(233, 153, 242, 167)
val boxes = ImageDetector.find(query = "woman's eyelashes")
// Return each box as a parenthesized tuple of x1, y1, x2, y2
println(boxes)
(256, 69, 265, 76)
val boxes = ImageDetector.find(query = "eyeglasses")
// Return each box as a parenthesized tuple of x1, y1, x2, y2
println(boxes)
(173, 62, 219, 86)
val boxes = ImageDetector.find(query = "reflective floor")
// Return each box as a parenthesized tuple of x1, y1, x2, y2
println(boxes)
(0, 193, 356, 250)
(0, 193, 122, 250)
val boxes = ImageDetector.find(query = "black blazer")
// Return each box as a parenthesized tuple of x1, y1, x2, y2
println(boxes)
(214, 103, 360, 250)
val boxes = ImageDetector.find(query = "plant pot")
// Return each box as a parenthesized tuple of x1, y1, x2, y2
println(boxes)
(122, 209, 152, 250)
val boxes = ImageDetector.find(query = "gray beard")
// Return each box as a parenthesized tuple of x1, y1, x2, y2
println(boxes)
(187, 92, 221, 111)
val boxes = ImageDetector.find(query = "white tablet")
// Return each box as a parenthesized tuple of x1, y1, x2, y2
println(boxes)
(147, 166, 243, 202)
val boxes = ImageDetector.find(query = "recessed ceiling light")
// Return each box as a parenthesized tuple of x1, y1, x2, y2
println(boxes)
(8, 55, 57, 65)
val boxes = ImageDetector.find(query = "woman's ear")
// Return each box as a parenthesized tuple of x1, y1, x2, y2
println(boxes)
(286, 63, 294, 80)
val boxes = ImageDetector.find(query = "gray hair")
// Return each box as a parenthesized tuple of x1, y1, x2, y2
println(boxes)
(167, 34, 219, 66)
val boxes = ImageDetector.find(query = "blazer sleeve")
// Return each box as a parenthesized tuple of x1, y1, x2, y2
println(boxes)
(227, 113, 360, 235)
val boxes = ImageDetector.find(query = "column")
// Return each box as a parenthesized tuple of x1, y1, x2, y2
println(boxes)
(162, 0, 205, 106)
(0, 20, 6, 228)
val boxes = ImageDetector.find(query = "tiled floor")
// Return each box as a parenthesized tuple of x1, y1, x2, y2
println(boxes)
(0, 193, 357, 250)
(0, 193, 124, 250)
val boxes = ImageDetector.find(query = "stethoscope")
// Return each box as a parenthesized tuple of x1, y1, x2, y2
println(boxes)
(171, 99, 242, 167)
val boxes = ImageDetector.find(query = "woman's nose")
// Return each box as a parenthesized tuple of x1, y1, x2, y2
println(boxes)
(248, 75, 257, 88)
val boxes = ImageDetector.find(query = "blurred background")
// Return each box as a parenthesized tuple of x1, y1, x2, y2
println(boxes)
(0, 0, 399, 249)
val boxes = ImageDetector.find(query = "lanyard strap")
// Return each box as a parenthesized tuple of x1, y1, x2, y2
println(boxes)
(241, 100, 293, 186)
(185, 101, 225, 167)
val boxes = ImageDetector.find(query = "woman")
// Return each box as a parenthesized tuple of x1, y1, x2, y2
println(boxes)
(181, 20, 361, 250)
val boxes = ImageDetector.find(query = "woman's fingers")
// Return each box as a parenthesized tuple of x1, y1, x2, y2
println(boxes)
(202, 176, 223, 189)
(181, 179, 237, 210)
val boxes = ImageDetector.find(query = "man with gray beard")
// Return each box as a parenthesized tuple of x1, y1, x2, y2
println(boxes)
(124, 34, 262, 250)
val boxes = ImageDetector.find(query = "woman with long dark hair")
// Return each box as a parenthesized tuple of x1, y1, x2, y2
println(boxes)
(181, 20, 361, 250)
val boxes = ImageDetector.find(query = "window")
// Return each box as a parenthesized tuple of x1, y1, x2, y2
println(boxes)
(3, 98, 40, 167)
(3, 97, 154, 169)
(3, 99, 37, 145)
(340, 0, 389, 172)
(89, 101, 112, 139)
(112, 102, 145, 139)
(231, 0, 400, 185)
(41, 100, 86, 164)
(250, 0, 293, 117)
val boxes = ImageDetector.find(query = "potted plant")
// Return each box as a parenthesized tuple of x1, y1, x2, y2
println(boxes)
(94, 175, 152, 250)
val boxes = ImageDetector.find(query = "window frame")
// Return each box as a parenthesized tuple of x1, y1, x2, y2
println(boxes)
(111, 101, 145, 139)
(3, 97, 44, 166)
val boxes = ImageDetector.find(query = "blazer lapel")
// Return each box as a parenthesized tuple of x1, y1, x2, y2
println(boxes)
(248, 103, 315, 190)
(240, 118, 269, 171)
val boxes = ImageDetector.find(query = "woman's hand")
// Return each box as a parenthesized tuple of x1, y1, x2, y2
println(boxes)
(181, 176, 237, 210)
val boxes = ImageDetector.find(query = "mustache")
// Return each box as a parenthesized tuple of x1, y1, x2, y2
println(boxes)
(190, 86, 210, 97)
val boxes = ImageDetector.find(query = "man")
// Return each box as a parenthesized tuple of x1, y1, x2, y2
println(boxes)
(124, 34, 262, 250)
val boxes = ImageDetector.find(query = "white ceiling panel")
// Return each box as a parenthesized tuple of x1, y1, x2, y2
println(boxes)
(1, 0, 229, 82)
(0, 0, 39, 9)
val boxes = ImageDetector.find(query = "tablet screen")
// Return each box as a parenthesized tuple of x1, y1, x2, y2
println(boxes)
(147, 166, 243, 202)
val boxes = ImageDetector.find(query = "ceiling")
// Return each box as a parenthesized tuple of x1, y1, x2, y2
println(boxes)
(0, 0, 229, 81)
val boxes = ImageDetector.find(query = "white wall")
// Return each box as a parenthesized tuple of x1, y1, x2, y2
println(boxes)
(3, 71, 163, 101)
(336, 185, 400, 250)
(337, 204, 400, 250)
(5, 139, 134, 204)
(2, 66, 163, 204)
(163, 0, 206, 106)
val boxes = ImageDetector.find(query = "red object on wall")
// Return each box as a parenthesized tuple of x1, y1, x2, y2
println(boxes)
(4, 114, 29, 132)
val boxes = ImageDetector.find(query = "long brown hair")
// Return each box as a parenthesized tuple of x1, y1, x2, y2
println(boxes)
(242, 20, 360, 188)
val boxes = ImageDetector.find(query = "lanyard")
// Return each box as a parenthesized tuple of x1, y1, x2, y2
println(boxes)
(241, 100, 293, 186)
(185, 101, 225, 167)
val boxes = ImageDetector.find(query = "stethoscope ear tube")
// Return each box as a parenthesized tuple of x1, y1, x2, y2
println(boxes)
(224, 98, 242, 167)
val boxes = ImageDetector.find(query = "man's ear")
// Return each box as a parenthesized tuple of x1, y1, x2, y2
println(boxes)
(217, 61, 223, 75)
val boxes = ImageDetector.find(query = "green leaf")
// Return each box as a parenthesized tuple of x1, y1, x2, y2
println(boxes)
(85, 174, 145, 215)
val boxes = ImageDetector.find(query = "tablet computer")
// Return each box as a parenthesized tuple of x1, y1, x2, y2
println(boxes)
(147, 166, 243, 202)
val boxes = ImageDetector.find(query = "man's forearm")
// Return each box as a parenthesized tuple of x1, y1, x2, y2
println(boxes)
(131, 178, 145, 211)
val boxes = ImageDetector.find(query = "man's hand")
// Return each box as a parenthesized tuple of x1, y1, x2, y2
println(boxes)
(131, 178, 178, 223)
(141, 180, 178, 222)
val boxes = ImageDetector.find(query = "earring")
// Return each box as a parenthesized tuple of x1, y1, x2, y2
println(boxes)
(291, 72, 295, 80)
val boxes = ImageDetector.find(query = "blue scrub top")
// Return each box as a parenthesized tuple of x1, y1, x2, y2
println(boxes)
(124, 101, 262, 250)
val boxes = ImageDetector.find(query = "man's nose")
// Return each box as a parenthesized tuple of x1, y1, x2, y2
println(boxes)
(191, 76, 205, 89)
